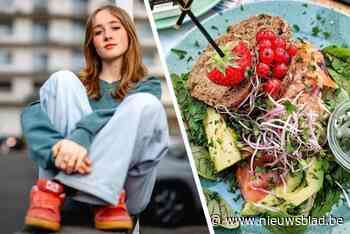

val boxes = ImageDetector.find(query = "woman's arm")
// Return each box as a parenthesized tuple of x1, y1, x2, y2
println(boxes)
(130, 76, 162, 99)
(21, 101, 114, 169)
(21, 101, 64, 169)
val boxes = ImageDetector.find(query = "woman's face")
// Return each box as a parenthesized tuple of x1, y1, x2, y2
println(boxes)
(92, 9, 129, 61)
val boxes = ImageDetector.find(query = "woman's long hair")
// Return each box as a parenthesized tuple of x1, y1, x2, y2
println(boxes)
(80, 5, 147, 100)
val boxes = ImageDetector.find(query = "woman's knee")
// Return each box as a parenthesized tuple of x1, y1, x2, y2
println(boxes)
(40, 70, 83, 96)
(126, 93, 164, 114)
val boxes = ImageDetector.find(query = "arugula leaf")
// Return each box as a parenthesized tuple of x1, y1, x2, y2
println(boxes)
(171, 73, 208, 146)
(322, 46, 350, 99)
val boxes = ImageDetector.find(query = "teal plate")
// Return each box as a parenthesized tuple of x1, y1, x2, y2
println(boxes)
(165, 0, 350, 233)
(155, 0, 221, 30)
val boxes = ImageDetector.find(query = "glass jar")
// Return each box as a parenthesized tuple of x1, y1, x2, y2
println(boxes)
(327, 99, 350, 172)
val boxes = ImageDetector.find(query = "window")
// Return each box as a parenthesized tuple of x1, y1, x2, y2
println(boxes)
(72, 49, 84, 71)
(0, 81, 11, 92)
(72, 0, 88, 15)
(33, 51, 48, 71)
(0, 19, 13, 35)
(32, 21, 48, 42)
(0, 0, 13, 9)
(72, 21, 85, 43)
(33, 0, 47, 11)
(0, 49, 12, 65)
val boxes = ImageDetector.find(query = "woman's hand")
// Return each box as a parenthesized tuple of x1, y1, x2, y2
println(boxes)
(52, 139, 92, 175)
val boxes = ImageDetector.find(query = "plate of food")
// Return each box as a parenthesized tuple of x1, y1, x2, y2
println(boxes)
(167, 0, 350, 233)
(154, 0, 222, 30)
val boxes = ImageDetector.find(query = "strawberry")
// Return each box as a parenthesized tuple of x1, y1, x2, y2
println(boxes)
(232, 41, 250, 55)
(207, 41, 251, 87)
(208, 66, 244, 86)
(225, 66, 245, 85)
(208, 68, 225, 83)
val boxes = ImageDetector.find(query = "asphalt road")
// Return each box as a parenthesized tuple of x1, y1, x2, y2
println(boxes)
(0, 151, 210, 234)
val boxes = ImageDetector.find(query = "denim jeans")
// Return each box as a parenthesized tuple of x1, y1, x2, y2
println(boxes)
(37, 70, 169, 216)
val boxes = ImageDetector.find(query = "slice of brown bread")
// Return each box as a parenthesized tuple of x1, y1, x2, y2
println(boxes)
(187, 14, 292, 108)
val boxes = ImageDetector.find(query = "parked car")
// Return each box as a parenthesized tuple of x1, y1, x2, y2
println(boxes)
(142, 136, 205, 226)
(0, 136, 25, 154)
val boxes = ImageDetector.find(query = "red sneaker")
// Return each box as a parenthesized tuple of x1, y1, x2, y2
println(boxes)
(24, 179, 65, 232)
(94, 191, 133, 230)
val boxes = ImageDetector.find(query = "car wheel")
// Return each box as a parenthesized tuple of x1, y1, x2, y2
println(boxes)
(143, 180, 192, 226)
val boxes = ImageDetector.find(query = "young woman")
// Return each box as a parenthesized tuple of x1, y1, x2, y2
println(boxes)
(21, 5, 168, 232)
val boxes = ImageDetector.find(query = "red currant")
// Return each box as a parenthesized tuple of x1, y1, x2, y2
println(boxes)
(273, 37, 287, 49)
(256, 63, 271, 79)
(274, 48, 290, 64)
(287, 44, 298, 57)
(273, 63, 288, 79)
(264, 79, 282, 96)
(257, 39, 273, 52)
(259, 47, 274, 65)
(256, 29, 277, 43)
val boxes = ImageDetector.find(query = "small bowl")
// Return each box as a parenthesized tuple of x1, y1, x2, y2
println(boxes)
(327, 99, 350, 172)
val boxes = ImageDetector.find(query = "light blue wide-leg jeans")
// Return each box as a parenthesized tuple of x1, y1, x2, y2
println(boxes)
(37, 70, 169, 215)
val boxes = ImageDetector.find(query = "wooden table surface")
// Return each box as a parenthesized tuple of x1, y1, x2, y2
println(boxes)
(313, 0, 350, 14)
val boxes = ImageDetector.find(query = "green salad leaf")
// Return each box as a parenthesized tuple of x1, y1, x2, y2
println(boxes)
(322, 46, 350, 95)
(310, 158, 350, 217)
(192, 144, 217, 181)
(171, 73, 208, 146)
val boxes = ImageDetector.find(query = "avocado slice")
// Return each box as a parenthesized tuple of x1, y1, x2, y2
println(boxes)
(241, 158, 324, 216)
(241, 171, 303, 216)
(277, 158, 324, 206)
(203, 108, 242, 172)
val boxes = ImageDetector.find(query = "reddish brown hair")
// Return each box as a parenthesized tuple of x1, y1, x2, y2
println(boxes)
(79, 5, 147, 100)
